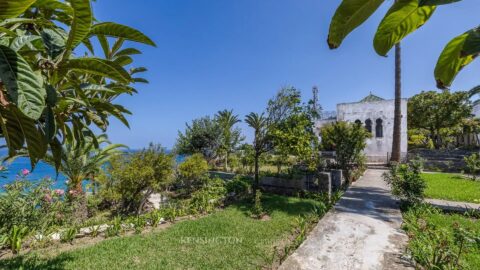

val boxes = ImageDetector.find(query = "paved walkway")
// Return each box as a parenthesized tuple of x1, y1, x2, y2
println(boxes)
(279, 169, 412, 270)
(426, 198, 480, 212)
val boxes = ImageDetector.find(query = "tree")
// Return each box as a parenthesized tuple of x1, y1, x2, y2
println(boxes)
(245, 112, 270, 190)
(45, 134, 126, 194)
(0, 0, 155, 169)
(267, 87, 320, 169)
(175, 116, 222, 164)
(215, 109, 243, 171)
(238, 143, 255, 174)
(320, 121, 371, 181)
(102, 144, 175, 214)
(177, 153, 209, 192)
(408, 90, 472, 149)
(327, 0, 478, 90)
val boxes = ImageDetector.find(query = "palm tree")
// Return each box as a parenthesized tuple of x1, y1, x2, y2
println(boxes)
(215, 109, 242, 171)
(45, 134, 126, 194)
(390, 43, 402, 162)
(245, 112, 269, 190)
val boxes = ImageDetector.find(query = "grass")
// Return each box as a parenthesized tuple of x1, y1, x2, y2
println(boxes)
(403, 206, 480, 269)
(421, 173, 480, 203)
(0, 194, 322, 270)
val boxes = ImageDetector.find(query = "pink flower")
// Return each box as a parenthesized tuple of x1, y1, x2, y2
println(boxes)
(21, 169, 30, 176)
(44, 194, 52, 203)
(54, 189, 65, 196)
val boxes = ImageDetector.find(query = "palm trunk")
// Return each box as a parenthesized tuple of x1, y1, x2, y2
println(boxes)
(391, 42, 402, 163)
(254, 153, 260, 191)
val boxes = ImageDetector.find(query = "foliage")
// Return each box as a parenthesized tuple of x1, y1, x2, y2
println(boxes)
(2, 225, 30, 254)
(328, 0, 478, 89)
(175, 116, 222, 164)
(99, 144, 175, 214)
(238, 143, 255, 174)
(0, 176, 67, 234)
(0, 0, 155, 167)
(267, 87, 320, 170)
(252, 190, 264, 219)
(215, 109, 243, 171)
(408, 90, 473, 149)
(320, 121, 370, 181)
(161, 205, 178, 223)
(225, 176, 251, 198)
(44, 134, 125, 193)
(403, 204, 480, 269)
(130, 216, 147, 234)
(0, 195, 326, 269)
(383, 160, 426, 204)
(105, 216, 122, 238)
(464, 153, 480, 180)
(148, 210, 163, 227)
(190, 177, 226, 214)
(176, 153, 209, 192)
(245, 112, 270, 189)
(60, 226, 78, 244)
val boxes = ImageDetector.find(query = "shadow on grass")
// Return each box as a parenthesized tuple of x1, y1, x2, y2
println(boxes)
(230, 193, 320, 218)
(0, 253, 74, 270)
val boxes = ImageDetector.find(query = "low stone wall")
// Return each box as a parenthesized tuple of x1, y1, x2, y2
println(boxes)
(408, 149, 477, 172)
(259, 170, 345, 198)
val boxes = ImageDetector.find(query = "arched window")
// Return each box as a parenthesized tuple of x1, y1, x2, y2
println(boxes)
(376, 118, 383, 138)
(354, 119, 362, 126)
(365, 119, 372, 133)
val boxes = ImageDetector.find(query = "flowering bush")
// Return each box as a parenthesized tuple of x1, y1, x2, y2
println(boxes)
(0, 173, 68, 234)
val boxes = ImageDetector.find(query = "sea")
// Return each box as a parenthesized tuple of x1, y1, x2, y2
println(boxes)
(0, 150, 183, 191)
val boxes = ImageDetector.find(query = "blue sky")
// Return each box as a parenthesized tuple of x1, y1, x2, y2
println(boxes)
(91, 0, 479, 149)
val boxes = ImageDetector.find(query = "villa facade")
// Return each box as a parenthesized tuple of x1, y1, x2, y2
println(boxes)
(316, 94, 408, 163)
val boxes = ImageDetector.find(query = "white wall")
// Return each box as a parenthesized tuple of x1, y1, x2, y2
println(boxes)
(336, 99, 408, 162)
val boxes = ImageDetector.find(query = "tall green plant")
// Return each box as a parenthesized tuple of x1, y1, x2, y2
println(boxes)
(215, 109, 243, 171)
(0, 0, 155, 168)
(245, 112, 270, 190)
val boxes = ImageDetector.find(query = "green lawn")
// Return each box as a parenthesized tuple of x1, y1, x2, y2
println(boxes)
(421, 173, 480, 203)
(403, 207, 480, 269)
(0, 194, 322, 270)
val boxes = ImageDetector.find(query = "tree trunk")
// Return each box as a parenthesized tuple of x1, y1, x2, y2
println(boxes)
(137, 189, 153, 215)
(391, 42, 402, 163)
(224, 153, 228, 172)
(254, 153, 260, 191)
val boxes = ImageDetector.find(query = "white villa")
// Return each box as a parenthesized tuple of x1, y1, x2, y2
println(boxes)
(316, 93, 408, 163)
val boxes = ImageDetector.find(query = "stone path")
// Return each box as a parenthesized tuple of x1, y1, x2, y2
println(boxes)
(426, 198, 480, 212)
(279, 169, 413, 270)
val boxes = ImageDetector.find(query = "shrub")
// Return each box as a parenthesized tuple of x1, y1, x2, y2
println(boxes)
(320, 121, 370, 182)
(60, 226, 78, 244)
(130, 216, 147, 234)
(105, 216, 123, 238)
(383, 160, 426, 205)
(226, 176, 251, 198)
(177, 153, 209, 192)
(2, 225, 29, 254)
(148, 210, 163, 227)
(99, 144, 175, 214)
(252, 190, 264, 219)
(464, 153, 480, 180)
(0, 177, 68, 234)
(190, 177, 226, 214)
(162, 206, 178, 223)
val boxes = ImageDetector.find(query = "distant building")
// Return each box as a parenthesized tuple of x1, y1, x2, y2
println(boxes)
(316, 93, 408, 163)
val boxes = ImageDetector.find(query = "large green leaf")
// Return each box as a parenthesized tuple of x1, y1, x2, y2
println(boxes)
(418, 0, 462, 6)
(11, 35, 41, 51)
(328, 0, 384, 49)
(374, 0, 435, 56)
(34, 0, 73, 14)
(434, 31, 477, 89)
(89, 22, 156, 46)
(59, 57, 132, 83)
(0, 45, 46, 120)
(462, 27, 480, 56)
(65, 0, 92, 54)
(0, 0, 36, 19)
(0, 106, 47, 168)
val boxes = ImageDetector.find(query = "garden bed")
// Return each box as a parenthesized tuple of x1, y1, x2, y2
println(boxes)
(0, 194, 327, 269)
(402, 205, 480, 269)
(421, 173, 480, 203)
